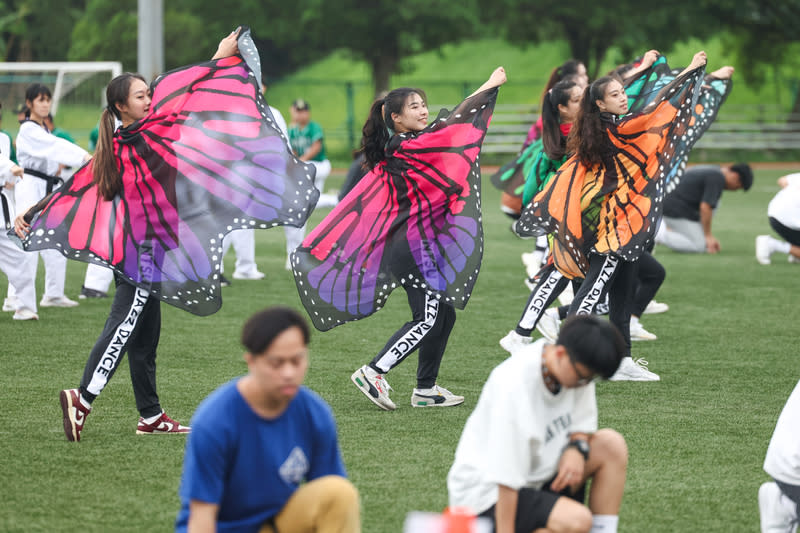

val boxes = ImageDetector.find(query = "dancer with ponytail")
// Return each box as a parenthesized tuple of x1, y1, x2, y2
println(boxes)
(292, 68, 506, 410)
(516, 51, 710, 381)
(15, 27, 319, 440)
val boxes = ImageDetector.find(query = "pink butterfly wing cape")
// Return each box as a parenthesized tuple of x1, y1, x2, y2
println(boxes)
(293, 88, 497, 331)
(21, 32, 318, 316)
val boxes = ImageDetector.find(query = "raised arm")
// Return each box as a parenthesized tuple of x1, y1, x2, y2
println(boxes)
(467, 67, 507, 98)
(677, 51, 707, 78)
(621, 50, 660, 83)
(211, 27, 241, 60)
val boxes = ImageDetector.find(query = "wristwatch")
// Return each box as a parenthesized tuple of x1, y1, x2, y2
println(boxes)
(565, 439, 590, 460)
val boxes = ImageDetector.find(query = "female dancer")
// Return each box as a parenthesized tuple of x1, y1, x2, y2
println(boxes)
(16, 28, 318, 440)
(15, 83, 91, 308)
(516, 51, 709, 381)
(500, 78, 582, 353)
(292, 68, 506, 410)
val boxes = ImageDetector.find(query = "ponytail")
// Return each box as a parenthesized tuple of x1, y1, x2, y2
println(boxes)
(361, 99, 391, 169)
(359, 87, 426, 169)
(92, 72, 146, 200)
(93, 108, 122, 200)
(541, 79, 577, 160)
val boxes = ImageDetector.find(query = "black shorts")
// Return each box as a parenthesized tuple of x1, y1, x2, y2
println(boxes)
(478, 477, 586, 533)
(769, 217, 800, 247)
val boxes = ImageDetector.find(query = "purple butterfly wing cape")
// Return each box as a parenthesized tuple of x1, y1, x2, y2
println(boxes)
(292, 88, 498, 331)
(20, 28, 318, 316)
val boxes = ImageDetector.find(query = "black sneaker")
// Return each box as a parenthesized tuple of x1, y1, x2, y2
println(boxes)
(79, 286, 108, 299)
(220, 275, 231, 287)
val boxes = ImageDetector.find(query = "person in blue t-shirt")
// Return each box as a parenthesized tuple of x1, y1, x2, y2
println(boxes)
(176, 307, 360, 533)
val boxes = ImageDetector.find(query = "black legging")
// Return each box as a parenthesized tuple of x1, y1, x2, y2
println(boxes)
(369, 287, 456, 389)
(567, 253, 636, 357)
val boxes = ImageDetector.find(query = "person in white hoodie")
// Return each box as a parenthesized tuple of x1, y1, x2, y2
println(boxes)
(15, 83, 90, 308)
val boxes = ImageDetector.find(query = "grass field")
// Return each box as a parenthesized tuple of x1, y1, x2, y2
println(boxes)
(1, 164, 798, 532)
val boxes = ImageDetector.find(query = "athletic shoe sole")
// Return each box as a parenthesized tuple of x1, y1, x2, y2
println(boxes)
(60, 389, 80, 442)
(411, 394, 464, 407)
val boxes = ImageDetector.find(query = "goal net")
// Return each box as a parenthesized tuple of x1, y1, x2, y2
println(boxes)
(0, 61, 122, 146)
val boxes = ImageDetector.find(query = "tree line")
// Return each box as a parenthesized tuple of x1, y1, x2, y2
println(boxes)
(2, 0, 799, 106)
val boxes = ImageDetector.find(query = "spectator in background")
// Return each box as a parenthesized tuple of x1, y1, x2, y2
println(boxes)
(284, 99, 335, 269)
(175, 307, 359, 533)
(756, 173, 800, 265)
(656, 163, 753, 253)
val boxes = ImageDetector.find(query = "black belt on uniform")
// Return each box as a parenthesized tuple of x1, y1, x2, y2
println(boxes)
(24, 168, 64, 195)
(1, 193, 10, 230)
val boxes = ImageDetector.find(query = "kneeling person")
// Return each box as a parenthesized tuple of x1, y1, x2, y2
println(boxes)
(448, 315, 628, 533)
(176, 307, 360, 533)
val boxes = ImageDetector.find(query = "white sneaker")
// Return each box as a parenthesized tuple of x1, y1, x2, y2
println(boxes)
(524, 277, 536, 291)
(232, 270, 265, 280)
(499, 330, 532, 354)
(13, 308, 39, 321)
(40, 295, 79, 308)
(789, 255, 800, 264)
(351, 365, 396, 411)
(522, 251, 544, 278)
(285, 256, 292, 271)
(759, 481, 799, 533)
(411, 384, 464, 407)
(2, 296, 17, 312)
(643, 300, 669, 314)
(557, 283, 574, 307)
(609, 357, 660, 381)
(756, 235, 772, 265)
(536, 309, 560, 343)
(630, 320, 657, 341)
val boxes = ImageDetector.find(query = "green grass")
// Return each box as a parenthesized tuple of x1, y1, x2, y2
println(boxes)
(1, 164, 798, 532)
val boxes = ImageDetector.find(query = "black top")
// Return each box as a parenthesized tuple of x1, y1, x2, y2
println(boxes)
(663, 165, 725, 221)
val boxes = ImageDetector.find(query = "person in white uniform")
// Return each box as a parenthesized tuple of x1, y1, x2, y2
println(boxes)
(14, 83, 90, 307)
(759, 380, 800, 533)
(756, 174, 800, 265)
(0, 153, 39, 320)
(448, 315, 628, 533)
(220, 104, 288, 282)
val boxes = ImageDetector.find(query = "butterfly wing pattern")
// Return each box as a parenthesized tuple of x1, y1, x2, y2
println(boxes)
(292, 89, 498, 331)
(20, 28, 318, 316)
(516, 67, 706, 279)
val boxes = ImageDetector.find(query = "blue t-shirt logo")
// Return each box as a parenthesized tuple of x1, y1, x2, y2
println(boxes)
(279, 446, 309, 485)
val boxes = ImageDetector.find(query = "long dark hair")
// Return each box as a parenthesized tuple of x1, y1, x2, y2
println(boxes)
(541, 79, 578, 160)
(360, 87, 427, 168)
(93, 73, 146, 201)
(567, 75, 620, 167)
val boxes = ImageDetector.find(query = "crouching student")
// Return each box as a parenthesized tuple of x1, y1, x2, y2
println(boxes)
(176, 307, 360, 533)
(448, 315, 628, 533)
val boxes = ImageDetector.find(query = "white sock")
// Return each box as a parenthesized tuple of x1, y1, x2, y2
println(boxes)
(363, 365, 381, 378)
(769, 236, 791, 254)
(630, 315, 641, 326)
(591, 514, 619, 533)
(143, 411, 163, 424)
(79, 394, 92, 411)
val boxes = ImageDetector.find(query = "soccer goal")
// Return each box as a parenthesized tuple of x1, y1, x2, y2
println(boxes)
(0, 61, 122, 116)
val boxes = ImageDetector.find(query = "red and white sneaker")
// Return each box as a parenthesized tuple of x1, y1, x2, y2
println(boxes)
(60, 388, 90, 442)
(136, 412, 191, 435)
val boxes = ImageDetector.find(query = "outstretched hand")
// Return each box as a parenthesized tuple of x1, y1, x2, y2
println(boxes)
(641, 49, 660, 69)
(709, 66, 734, 80)
(689, 51, 707, 70)
(212, 27, 241, 60)
(489, 67, 507, 88)
(13, 214, 30, 239)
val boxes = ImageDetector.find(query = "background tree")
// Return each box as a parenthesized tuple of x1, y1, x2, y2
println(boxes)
(477, 0, 719, 78)
(1, 0, 83, 62)
(301, 0, 479, 96)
